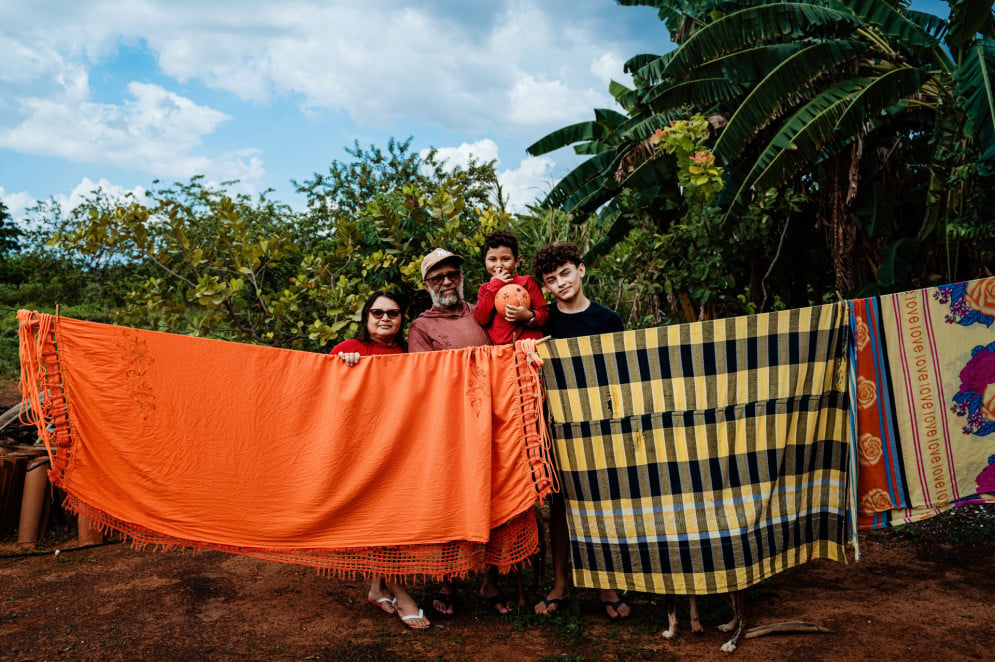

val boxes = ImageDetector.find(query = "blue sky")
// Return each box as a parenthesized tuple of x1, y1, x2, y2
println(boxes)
(0, 1, 670, 219)
(0, 0, 950, 221)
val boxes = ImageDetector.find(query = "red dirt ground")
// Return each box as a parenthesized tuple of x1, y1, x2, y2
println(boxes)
(3, 507, 995, 661)
(2, 384, 995, 661)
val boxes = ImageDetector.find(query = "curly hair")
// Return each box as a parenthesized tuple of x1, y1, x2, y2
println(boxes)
(481, 229, 519, 261)
(533, 243, 582, 281)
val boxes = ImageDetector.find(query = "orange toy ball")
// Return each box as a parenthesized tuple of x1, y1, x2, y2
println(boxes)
(494, 283, 531, 317)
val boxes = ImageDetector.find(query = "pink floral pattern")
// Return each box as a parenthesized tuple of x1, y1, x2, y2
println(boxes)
(951, 342, 995, 437)
(860, 488, 893, 515)
(856, 376, 878, 410)
(855, 319, 870, 351)
(933, 279, 995, 328)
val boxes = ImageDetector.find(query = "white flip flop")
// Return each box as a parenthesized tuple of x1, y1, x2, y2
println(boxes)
(368, 596, 397, 614)
(399, 608, 430, 630)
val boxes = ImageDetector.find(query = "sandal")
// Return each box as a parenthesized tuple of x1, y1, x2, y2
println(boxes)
(483, 592, 512, 614)
(398, 608, 430, 630)
(536, 596, 569, 615)
(602, 591, 631, 620)
(368, 596, 397, 614)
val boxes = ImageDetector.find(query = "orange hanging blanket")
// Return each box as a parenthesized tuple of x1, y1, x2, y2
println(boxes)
(18, 311, 554, 578)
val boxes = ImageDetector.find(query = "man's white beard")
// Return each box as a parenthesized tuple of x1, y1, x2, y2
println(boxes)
(430, 282, 464, 309)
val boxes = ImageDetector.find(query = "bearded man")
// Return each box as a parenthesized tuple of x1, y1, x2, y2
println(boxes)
(406, 248, 514, 616)
(408, 248, 491, 352)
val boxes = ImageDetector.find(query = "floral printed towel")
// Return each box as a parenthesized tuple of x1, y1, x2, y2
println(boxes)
(851, 277, 995, 530)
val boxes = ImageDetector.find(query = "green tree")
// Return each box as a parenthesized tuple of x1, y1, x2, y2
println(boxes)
(293, 138, 510, 317)
(0, 199, 21, 258)
(49, 141, 511, 351)
(528, 0, 995, 320)
(0, 194, 135, 377)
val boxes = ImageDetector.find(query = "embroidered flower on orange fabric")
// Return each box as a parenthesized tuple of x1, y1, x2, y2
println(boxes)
(465, 348, 488, 419)
(120, 329, 156, 419)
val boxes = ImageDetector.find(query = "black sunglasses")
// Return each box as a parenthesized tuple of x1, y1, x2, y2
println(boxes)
(424, 269, 462, 286)
(369, 309, 402, 319)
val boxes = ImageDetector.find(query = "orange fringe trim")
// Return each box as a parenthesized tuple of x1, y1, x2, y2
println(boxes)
(63, 494, 539, 582)
(515, 338, 559, 498)
(17, 310, 72, 482)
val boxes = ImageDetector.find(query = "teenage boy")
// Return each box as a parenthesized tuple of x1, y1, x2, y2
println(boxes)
(532, 242, 630, 619)
(474, 229, 548, 343)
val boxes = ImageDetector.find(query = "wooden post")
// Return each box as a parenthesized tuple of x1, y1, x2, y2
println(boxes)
(17, 457, 50, 544)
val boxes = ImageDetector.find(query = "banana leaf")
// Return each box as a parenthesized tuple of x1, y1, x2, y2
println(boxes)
(946, 0, 995, 49)
(639, 3, 862, 83)
(527, 122, 605, 156)
(713, 39, 864, 164)
(955, 37, 995, 156)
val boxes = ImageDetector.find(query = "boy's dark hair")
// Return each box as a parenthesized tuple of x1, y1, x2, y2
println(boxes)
(481, 229, 519, 261)
(534, 243, 582, 280)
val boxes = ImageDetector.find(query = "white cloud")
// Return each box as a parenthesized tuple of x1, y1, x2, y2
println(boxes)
(0, 80, 262, 185)
(428, 139, 556, 212)
(0, 187, 36, 224)
(590, 52, 628, 86)
(1, 178, 149, 231)
(61, 177, 150, 211)
(507, 74, 608, 126)
(428, 139, 501, 169)
(0, 1, 638, 132)
(498, 155, 556, 212)
(0, 35, 68, 85)
(0, 1, 665, 211)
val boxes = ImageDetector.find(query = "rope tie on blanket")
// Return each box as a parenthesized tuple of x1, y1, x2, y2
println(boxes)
(17, 310, 69, 474)
(515, 338, 559, 498)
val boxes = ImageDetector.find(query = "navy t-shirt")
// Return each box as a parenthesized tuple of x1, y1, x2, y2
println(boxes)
(544, 301, 624, 339)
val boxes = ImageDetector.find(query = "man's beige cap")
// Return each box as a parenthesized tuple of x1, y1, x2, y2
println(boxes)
(420, 248, 464, 281)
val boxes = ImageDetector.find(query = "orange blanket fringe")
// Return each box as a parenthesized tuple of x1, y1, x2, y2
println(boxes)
(18, 311, 555, 579)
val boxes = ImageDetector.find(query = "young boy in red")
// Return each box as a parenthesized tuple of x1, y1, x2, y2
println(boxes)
(474, 229, 548, 343)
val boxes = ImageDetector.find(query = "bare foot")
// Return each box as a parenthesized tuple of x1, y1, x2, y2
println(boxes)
(432, 583, 455, 615)
(601, 589, 631, 619)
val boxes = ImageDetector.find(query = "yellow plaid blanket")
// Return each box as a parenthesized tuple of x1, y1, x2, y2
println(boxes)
(538, 302, 853, 595)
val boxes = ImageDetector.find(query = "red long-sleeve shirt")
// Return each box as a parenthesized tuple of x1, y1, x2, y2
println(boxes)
(474, 273, 549, 344)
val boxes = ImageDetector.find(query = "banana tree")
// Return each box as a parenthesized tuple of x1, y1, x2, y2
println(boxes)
(528, 0, 995, 302)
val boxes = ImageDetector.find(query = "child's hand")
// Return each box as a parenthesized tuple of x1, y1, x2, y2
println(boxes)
(491, 266, 514, 284)
(504, 304, 534, 324)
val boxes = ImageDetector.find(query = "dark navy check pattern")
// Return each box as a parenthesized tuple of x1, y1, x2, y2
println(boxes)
(538, 302, 853, 595)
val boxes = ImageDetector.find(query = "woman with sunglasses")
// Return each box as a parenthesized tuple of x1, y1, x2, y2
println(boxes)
(332, 290, 407, 365)
(330, 291, 430, 629)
